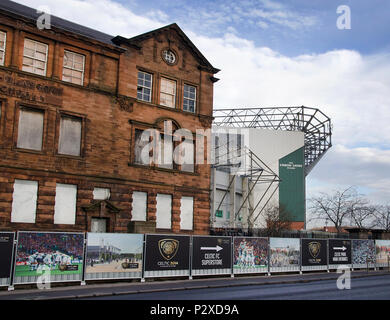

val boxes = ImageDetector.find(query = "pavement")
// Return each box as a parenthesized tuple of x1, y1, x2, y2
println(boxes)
(0, 269, 388, 300)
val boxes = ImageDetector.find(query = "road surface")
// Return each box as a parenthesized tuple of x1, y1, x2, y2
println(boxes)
(81, 274, 390, 300)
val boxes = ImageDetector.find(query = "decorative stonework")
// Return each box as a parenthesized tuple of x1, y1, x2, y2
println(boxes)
(114, 95, 134, 113)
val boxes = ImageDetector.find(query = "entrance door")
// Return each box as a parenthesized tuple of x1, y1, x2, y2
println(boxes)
(91, 218, 107, 233)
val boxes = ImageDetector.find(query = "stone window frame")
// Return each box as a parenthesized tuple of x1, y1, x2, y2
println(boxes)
(0, 30, 6, 66)
(54, 110, 86, 159)
(13, 102, 48, 154)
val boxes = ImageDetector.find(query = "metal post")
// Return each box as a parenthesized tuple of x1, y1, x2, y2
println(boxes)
(388, 256, 390, 272)
(7, 237, 17, 291)
(80, 235, 87, 286)
(189, 236, 193, 280)
(141, 234, 146, 282)
(267, 237, 271, 276)
(230, 236, 234, 277)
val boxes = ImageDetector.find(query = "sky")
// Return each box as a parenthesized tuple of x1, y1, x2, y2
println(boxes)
(14, 0, 390, 227)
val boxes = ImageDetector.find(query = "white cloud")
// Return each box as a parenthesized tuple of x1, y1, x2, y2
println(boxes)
(14, 0, 390, 208)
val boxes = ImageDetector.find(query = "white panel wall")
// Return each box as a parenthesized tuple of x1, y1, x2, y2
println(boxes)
(180, 196, 193, 230)
(11, 179, 38, 223)
(132, 191, 147, 221)
(248, 128, 304, 228)
(156, 193, 172, 229)
(54, 184, 77, 225)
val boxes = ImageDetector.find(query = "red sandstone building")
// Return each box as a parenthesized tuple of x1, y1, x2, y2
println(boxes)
(0, 1, 219, 234)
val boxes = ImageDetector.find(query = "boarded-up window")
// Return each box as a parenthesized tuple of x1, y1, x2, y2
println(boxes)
(132, 191, 147, 221)
(0, 31, 6, 66)
(54, 183, 77, 225)
(180, 196, 193, 230)
(158, 134, 173, 169)
(160, 78, 176, 108)
(134, 129, 150, 165)
(62, 50, 85, 85)
(58, 116, 82, 156)
(17, 108, 44, 151)
(181, 140, 194, 172)
(93, 188, 110, 200)
(11, 179, 38, 223)
(156, 193, 172, 229)
(22, 38, 48, 76)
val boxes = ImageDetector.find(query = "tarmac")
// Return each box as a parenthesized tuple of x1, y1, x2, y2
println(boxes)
(0, 269, 388, 300)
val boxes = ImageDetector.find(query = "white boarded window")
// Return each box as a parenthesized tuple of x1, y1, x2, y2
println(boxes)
(17, 108, 44, 151)
(180, 196, 193, 230)
(160, 78, 176, 108)
(62, 50, 85, 85)
(11, 180, 38, 223)
(181, 139, 194, 172)
(158, 134, 173, 169)
(58, 116, 82, 156)
(132, 191, 147, 221)
(0, 31, 6, 66)
(22, 38, 48, 76)
(93, 188, 110, 200)
(156, 193, 172, 229)
(54, 184, 77, 225)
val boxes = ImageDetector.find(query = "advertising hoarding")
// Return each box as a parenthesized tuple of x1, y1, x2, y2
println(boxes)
(352, 239, 376, 268)
(144, 234, 190, 277)
(14, 231, 84, 284)
(233, 237, 268, 274)
(328, 239, 352, 269)
(0, 232, 15, 286)
(375, 240, 390, 267)
(192, 236, 232, 276)
(85, 233, 143, 280)
(301, 239, 328, 271)
(269, 237, 300, 273)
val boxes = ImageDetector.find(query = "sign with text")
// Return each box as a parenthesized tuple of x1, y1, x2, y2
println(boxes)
(85, 233, 143, 280)
(192, 236, 232, 271)
(144, 234, 190, 272)
(328, 239, 351, 265)
(301, 239, 328, 266)
(0, 232, 15, 285)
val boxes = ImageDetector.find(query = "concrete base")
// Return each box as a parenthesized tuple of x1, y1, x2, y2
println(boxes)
(141, 278, 145, 283)
(81, 281, 86, 286)
(7, 286, 14, 291)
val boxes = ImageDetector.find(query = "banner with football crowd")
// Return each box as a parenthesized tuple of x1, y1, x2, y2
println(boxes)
(1, 231, 390, 287)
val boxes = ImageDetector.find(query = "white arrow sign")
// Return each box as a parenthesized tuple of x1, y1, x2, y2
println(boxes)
(334, 246, 347, 251)
(201, 245, 223, 252)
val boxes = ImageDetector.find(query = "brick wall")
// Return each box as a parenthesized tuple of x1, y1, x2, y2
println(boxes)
(0, 11, 217, 235)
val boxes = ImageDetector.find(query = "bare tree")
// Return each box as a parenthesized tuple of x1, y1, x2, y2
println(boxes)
(373, 205, 390, 231)
(308, 186, 364, 232)
(260, 203, 292, 237)
(348, 198, 377, 229)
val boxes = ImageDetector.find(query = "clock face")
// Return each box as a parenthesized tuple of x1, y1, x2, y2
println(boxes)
(162, 49, 176, 64)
